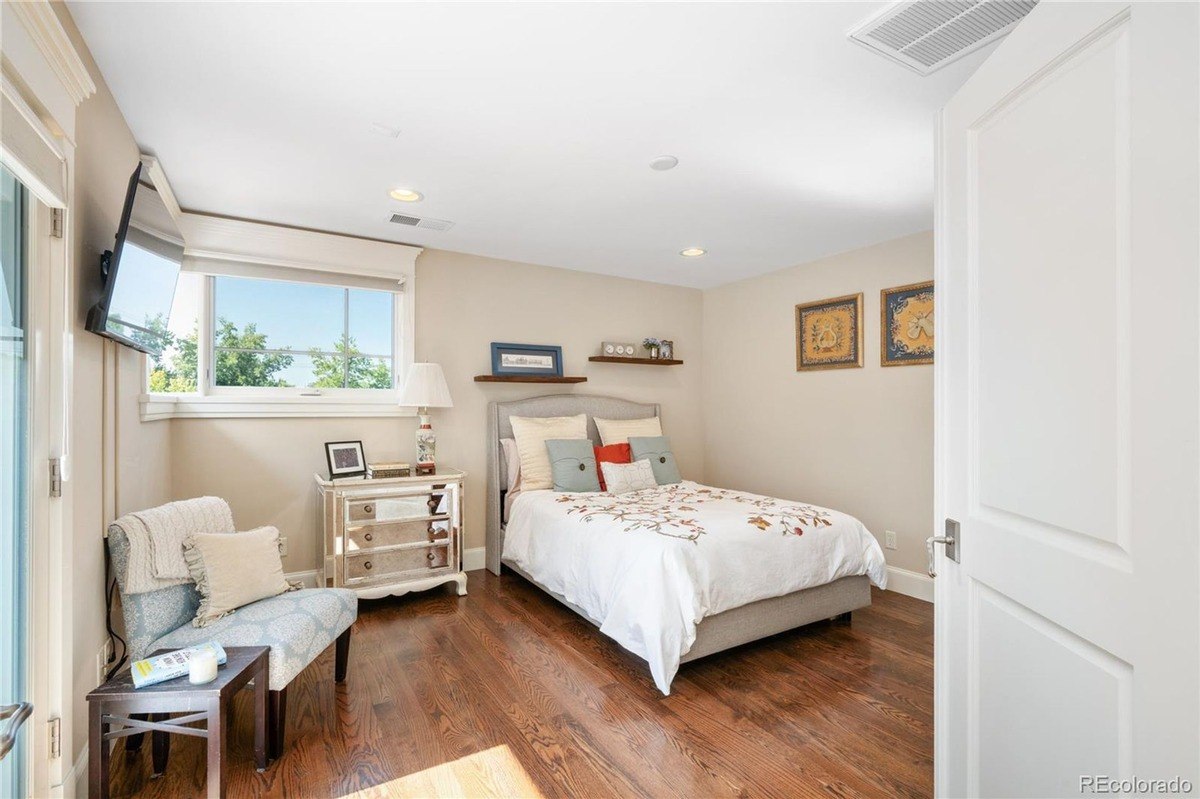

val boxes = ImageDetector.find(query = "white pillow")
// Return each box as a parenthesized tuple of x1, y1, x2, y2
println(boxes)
(499, 437, 522, 493)
(182, 526, 298, 627)
(595, 416, 662, 446)
(600, 459, 659, 494)
(509, 414, 588, 491)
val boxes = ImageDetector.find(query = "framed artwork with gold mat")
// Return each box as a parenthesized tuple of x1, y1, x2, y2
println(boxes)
(881, 281, 934, 366)
(795, 293, 863, 371)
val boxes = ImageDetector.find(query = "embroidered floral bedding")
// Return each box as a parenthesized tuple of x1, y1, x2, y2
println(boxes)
(502, 481, 888, 694)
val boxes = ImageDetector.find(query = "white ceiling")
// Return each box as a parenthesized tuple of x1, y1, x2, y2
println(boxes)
(68, 2, 992, 289)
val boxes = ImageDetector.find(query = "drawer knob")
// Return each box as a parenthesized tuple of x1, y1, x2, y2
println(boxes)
(363, 504, 373, 514)
(659, 456, 667, 464)
(364, 532, 374, 542)
(364, 561, 373, 570)
(426, 552, 435, 561)
(578, 463, 586, 471)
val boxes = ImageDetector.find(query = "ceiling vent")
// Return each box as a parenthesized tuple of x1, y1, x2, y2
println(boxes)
(388, 213, 454, 231)
(848, 0, 1037, 75)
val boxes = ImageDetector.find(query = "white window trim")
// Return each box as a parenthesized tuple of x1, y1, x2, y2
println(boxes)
(141, 216, 421, 421)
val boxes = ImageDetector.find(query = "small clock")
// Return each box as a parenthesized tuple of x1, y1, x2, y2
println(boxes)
(601, 341, 637, 358)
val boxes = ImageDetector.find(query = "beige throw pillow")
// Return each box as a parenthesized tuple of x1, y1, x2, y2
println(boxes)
(594, 416, 662, 446)
(509, 414, 588, 491)
(183, 526, 298, 627)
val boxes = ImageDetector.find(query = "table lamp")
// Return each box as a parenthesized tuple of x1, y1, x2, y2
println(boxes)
(398, 362, 453, 475)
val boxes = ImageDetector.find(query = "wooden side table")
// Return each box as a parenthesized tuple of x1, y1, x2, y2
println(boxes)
(86, 646, 269, 799)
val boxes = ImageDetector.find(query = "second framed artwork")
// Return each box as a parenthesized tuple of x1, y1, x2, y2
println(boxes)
(795, 293, 864, 371)
(881, 281, 935, 366)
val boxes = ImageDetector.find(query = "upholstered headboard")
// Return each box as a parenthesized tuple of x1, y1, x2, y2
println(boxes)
(485, 394, 660, 574)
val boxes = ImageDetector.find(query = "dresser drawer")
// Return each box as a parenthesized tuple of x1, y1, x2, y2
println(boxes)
(345, 545, 450, 582)
(346, 518, 452, 551)
(346, 493, 447, 522)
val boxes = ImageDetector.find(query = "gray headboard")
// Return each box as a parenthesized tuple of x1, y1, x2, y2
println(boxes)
(485, 394, 660, 574)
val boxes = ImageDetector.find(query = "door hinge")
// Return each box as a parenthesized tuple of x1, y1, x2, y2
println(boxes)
(50, 208, 64, 239)
(48, 717, 61, 759)
(49, 458, 62, 498)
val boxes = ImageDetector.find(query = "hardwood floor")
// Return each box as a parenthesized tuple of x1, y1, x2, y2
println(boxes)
(105, 570, 933, 798)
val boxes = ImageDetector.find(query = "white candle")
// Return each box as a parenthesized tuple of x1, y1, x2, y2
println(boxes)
(188, 649, 218, 684)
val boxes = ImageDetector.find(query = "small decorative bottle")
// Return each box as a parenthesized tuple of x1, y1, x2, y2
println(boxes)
(415, 410, 436, 475)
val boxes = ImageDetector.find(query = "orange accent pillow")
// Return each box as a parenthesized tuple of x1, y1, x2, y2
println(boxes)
(594, 443, 631, 491)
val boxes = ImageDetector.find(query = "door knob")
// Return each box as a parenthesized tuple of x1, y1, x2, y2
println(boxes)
(926, 518, 961, 577)
(0, 702, 33, 762)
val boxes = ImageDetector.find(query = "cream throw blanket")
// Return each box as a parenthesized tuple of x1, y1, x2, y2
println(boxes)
(113, 496, 235, 595)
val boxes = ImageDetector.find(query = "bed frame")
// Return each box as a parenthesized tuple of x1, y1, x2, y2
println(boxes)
(485, 394, 871, 665)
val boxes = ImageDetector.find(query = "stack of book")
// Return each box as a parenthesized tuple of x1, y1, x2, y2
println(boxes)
(367, 462, 411, 479)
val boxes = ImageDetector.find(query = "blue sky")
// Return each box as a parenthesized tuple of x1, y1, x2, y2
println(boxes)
(106, 243, 179, 330)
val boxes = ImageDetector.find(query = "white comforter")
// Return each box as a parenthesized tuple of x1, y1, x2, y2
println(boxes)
(502, 481, 888, 694)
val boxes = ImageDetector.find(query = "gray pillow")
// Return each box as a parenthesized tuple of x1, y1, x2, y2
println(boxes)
(545, 439, 601, 492)
(629, 436, 682, 485)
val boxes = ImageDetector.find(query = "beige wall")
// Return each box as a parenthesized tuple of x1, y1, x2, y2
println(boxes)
(702, 232, 934, 574)
(173, 250, 706, 570)
(58, 3, 175, 762)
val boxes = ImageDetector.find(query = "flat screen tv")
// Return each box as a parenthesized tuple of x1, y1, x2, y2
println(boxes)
(85, 162, 185, 356)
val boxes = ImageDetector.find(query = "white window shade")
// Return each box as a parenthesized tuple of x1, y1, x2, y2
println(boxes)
(1, 78, 66, 208)
(182, 254, 405, 293)
(179, 212, 419, 292)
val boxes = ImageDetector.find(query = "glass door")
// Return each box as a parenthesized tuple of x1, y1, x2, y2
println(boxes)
(0, 166, 30, 797)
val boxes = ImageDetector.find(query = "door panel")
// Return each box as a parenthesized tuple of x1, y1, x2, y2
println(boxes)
(937, 3, 1198, 797)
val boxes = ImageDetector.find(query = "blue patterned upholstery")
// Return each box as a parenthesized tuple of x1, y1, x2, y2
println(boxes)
(150, 588, 357, 690)
(107, 522, 357, 690)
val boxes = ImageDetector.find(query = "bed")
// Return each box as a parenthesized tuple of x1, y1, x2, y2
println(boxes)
(485, 394, 887, 694)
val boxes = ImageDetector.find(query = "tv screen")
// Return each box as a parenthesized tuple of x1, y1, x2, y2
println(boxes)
(85, 162, 185, 356)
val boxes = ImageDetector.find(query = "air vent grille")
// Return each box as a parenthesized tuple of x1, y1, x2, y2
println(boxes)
(849, 0, 1037, 75)
(388, 213, 455, 231)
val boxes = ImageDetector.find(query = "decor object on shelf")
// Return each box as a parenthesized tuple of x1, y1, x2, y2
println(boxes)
(795, 293, 864, 371)
(490, 342, 564, 377)
(659, 340, 675, 360)
(325, 440, 366, 479)
(601, 341, 638, 358)
(642, 337, 661, 359)
(367, 462, 411, 479)
(399, 362, 454, 476)
(314, 468, 468, 599)
(881, 281, 934, 366)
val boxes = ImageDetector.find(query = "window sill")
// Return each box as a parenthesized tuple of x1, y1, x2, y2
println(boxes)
(139, 393, 419, 421)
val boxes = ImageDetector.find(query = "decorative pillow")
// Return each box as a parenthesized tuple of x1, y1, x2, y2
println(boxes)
(594, 416, 663, 447)
(545, 439, 601, 493)
(499, 437, 523, 494)
(599, 460, 659, 494)
(594, 442, 632, 491)
(510, 414, 588, 490)
(629, 436, 682, 485)
(182, 526, 298, 627)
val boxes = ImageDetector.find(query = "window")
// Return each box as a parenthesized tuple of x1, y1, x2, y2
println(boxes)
(144, 270, 412, 416)
(212, 276, 395, 390)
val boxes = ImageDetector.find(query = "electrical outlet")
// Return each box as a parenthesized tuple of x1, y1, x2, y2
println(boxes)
(279, 536, 288, 557)
(103, 638, 114, 665)
(885, 530, 898, 550)
(96, 639, 115, 686)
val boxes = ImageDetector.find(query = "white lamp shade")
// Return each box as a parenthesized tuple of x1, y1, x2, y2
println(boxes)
(399, 362, 453, 408)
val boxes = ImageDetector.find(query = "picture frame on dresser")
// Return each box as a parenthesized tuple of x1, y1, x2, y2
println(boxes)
(324, 440, 367, 479)
(314, 468, 468, 599)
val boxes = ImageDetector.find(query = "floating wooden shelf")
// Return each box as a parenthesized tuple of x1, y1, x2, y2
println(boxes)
(588, 356, 684, 366)
(474, 375, 588, 384)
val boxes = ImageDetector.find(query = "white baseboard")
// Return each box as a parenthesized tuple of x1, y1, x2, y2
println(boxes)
(285, 569, 320, 589)
(886, 565, 934, 603)
(464, 547, 486, 572)
(63, 743, 87, 798)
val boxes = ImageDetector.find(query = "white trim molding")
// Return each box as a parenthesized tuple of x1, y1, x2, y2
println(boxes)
(8, 0, 96, 105)
(885, 565, 934, 603)
(463, 546, 486, 572)
(140, 393, 419, 421)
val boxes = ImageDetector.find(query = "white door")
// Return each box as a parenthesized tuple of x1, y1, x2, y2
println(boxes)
(936, 2, 1199, 797)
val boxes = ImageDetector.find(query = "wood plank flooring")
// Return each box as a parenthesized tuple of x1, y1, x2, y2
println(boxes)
(105, 569, 933, 798)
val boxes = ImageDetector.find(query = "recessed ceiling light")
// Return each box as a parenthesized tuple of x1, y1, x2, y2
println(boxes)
(679, 247, 706, 258)
(388, 188, 423, 202)
(650, 155, 679, 171)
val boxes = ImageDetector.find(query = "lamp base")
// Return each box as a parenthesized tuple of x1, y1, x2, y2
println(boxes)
(415, 411, 437, 475)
